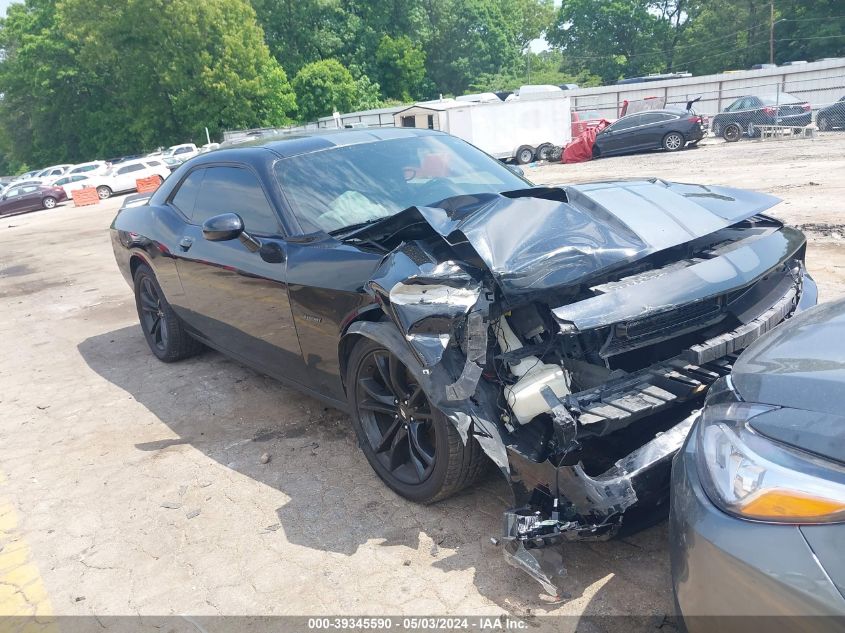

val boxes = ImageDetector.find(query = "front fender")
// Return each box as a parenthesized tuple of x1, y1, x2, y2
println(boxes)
(345, 320, 512, 478)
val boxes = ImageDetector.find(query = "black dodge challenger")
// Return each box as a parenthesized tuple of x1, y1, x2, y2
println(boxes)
(111, 128, 817, 593)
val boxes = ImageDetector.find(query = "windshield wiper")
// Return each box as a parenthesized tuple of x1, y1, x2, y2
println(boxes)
(328, 217, 390, 236)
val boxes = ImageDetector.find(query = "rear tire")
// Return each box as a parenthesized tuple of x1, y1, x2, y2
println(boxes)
(42, 196, 57, 209)
(723, 123, 742, 142)
(346, 338, 486, 504)
(515, 145, 535, 165)
(662, 132, 684, 151)
(712, 121, 722, 137)
(96, 186, 112, 199)
(133, 263, 203, 362)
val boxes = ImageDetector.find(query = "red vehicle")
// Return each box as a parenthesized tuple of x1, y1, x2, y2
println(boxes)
(570, 109, 608, 137)
(0, 184, 67, 215)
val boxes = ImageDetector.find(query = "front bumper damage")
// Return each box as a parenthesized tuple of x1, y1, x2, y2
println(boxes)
(341, 182, 817, 595)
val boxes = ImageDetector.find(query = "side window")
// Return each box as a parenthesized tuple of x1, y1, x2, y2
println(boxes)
(170, 169, 206, 218)
(611, 115, 641, 131)
(56, 177, 70, 185)
(726, 99, 741, 112)
(175, 147, 191, 155)
(72, 175, 88, 182)
(638, 113, 664, 125)
(5, 187, 21, 198)
(117, 163, 143, 175)
(21, 186, 39, 194)
(193, 166, 279, 235)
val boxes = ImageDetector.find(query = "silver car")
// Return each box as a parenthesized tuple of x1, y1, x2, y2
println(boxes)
(671, 298, 845, 631)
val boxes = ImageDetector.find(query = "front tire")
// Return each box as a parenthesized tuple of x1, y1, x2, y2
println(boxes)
(42, 196, 57, 209)
(346, 339, 486, 504)
(723, 123, 742, 142)
(662, 132, 684, 151)
(818, 115, 830, 131)
(133, 264, 203, 362)
(96, 185, 112, 199)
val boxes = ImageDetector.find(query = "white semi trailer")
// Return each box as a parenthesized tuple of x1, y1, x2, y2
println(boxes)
(393, 93, 572, 164)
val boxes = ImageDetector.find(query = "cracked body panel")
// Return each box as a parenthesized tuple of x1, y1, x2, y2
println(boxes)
(342, 179, 818, 594)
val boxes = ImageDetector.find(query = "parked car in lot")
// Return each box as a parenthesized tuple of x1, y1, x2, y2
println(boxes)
(162, 157, 184, 172)
(816, 95, 845, 131)
(711, 93, 812, 140)
(592, 108, 704, 157)
(164, 143, 199, 161)
(91, 159, 170, 199)
(49, 174, 93, 198)
(199, 143, 220, 153)
(0, 183, 67, 214)
(671, 299, 845, 629)
(67, 161, 108, 176)
(33, 164, 73, 183)
(11, 170, 41, 183)
(110, 128, 817, 593)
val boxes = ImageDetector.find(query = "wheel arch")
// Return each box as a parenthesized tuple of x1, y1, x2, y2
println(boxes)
(341, 319, 512, 481)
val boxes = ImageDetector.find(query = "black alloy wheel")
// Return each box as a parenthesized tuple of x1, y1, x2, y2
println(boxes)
(723, 123, 742, 142)
(347, 339, 486, 503)
(138, 275, 169, 353)
(355, 348, 437, 486)
(132, 263, 203, 362)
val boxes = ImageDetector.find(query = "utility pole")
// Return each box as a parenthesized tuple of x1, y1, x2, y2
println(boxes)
(769, 2, 775, 64)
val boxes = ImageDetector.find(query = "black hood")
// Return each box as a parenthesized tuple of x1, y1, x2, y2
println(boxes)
(348, 179, 780, 297)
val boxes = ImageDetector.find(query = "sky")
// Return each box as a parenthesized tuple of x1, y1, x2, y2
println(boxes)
(0, 0, 16, 18)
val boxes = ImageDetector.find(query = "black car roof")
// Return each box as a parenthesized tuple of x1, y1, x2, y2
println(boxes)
(221, 127, 443, 159)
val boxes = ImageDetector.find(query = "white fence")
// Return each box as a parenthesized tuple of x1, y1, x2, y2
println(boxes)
(566, 58, 845, 118)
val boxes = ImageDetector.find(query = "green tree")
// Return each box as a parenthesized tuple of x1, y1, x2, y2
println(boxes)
(0, 0, 296, 166)
(546, 0, 670, 83)
(292, 58, 358, 121)
(374, 34, 427, 100)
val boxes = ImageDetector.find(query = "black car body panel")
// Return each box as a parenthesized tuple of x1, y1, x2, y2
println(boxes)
(712, 94, 812, 137)
(110, 128, 817, 595)
(817, 96, 845, 130)
(593, 108, 704, 157)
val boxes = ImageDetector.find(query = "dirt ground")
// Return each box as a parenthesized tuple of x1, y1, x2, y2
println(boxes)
(1, 134, 844, 623)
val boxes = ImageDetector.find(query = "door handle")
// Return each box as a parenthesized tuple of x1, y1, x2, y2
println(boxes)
(179, 236, 194, 251)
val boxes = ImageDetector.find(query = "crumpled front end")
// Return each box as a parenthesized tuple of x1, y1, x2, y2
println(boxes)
(341, 180, 817, 595)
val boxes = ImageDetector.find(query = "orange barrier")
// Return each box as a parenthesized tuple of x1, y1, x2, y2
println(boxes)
(136, 176, 162, 194)
(72, 187, 100, 207)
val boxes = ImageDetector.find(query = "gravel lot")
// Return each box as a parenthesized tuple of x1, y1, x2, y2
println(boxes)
(1, 134, 844, 623)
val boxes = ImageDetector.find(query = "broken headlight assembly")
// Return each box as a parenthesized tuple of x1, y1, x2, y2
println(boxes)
(696, 380, 845, 523)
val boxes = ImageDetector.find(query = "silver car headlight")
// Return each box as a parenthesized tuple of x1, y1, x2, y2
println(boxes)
(696, 379, 845, 523)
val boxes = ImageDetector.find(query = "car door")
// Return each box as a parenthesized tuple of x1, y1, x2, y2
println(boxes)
(599, 114, 644, 154)
(644, 112, 680, 147)
(113, 163, 145, 192)
(12, 186, 44, 212)
(0, 186, 24, 214)
(171, 164, 309, 382)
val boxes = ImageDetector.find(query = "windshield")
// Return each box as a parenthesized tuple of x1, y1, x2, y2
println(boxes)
(275, 135, 529, 234)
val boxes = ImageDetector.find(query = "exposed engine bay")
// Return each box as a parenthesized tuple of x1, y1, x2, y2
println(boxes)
(340, 179, 817, 594)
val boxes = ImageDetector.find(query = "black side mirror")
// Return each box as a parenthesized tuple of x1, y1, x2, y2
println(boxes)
(202, 213, 244, 241)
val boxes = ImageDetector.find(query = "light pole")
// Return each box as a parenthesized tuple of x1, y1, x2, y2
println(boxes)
(769, 4, 786, 64)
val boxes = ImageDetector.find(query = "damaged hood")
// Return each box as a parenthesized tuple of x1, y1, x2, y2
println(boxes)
(351, 179, 780, 297)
